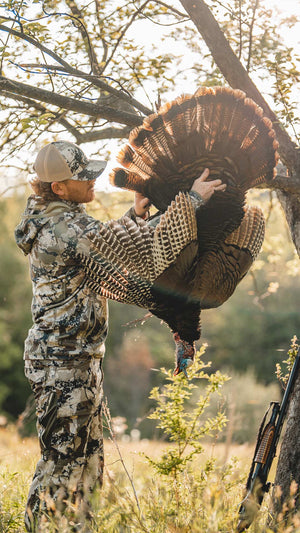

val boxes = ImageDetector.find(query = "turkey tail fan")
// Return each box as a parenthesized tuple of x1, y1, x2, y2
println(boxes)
(76, 192, 197, 310)
(110, 86, 279, 212)
(112, 168, 148, 196)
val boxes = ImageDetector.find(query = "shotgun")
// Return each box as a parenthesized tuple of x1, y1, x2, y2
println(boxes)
(236, 350, 300, 532)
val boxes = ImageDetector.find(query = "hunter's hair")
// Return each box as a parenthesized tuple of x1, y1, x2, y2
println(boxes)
(30, 178, 64, 203)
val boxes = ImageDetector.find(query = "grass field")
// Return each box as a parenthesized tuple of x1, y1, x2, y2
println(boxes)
(1, 425, 296, 533)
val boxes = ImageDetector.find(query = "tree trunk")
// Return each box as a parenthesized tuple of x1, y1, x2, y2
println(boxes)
(179, 0, 300, 513)
(271, 371, 300, 518)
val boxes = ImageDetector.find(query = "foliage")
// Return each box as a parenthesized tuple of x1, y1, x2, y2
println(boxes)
(276, 335, 299, 389)
(0, 0, 298, 167)
(0, 428, 246, 532)
(0, 348, 297, 533)
(0, 1, 299, 526)
(145, 347, 228, 478)
(0, 196, 32, 419)
(198, 368, 281, 445)
(266, 49, 300, 142)
(0, 404, 300, 532)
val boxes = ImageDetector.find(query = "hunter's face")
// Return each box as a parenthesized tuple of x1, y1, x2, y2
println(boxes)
(53, 178, 97, 203)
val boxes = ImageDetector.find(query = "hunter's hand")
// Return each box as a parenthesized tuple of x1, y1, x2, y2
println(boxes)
(191, 168, 226, 202)
(134, 192, 151, 219)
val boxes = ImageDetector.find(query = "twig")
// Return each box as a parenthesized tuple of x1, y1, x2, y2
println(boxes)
(102, 399, 143, 519)
(247, 0, 259, 72)
(122, 312, 153, 328)
(0, 23, 152, 115)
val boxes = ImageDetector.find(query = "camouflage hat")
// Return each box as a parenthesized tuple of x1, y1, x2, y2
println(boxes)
(34, 141, 107, 182)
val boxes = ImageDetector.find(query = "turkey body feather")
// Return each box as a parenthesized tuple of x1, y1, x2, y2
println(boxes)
(78, 87, 278, 375)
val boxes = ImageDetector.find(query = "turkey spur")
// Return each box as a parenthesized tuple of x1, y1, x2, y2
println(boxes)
(79, 86, 279, 376)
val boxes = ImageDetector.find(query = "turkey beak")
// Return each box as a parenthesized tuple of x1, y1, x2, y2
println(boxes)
(173, 365, 188, 378)
(173, 365, 181, 376)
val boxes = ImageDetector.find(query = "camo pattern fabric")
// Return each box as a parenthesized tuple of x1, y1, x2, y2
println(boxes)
(24, 357, 103, 531)
(15, 196, 119, 531)
(15, 196, 110, 362)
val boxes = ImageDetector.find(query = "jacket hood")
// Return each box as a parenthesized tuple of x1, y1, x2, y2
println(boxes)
(15, 195, 83, 255)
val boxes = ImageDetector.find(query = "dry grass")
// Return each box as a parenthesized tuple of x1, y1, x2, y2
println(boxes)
(0, 426, 295, 533)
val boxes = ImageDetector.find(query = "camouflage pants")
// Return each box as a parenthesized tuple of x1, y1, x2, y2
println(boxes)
(24, 357, 104, 532)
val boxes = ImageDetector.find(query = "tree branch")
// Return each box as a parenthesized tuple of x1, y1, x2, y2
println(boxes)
(0, 75, 143, 126)
(266, 176, 300, 194)
(64, 0, 103, 76)
(247, 0, 259, 72)
(75, 126, 132, 143)
(153, 1, 187, 18)
(103, 0, 150, 72)
(1, 90, 83, 138)
(0, 23, 152, 116)
(94, 0, 109, 68)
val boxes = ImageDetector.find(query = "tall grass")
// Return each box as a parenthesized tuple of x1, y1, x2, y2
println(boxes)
(0, 430, 246, 532)
(0, 349, 299, 532)
(0, 430, 299, 532)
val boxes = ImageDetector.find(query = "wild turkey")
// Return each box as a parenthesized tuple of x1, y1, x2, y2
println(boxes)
(78, 86, 278, 376)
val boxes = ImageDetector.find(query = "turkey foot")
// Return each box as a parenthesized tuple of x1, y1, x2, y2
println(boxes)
(173, 333, 195, 377)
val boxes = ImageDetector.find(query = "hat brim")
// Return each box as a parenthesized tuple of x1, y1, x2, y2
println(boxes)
(73, 159, 107, 181)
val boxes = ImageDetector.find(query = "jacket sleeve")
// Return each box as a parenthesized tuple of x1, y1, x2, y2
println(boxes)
(125, 191, 205, 228)
(123, 206, 139, 223)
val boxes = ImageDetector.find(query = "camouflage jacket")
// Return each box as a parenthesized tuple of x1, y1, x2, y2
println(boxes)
(15, 195, 132, 361)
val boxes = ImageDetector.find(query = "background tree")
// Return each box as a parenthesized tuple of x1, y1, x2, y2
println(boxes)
(0, 0, 299, 515)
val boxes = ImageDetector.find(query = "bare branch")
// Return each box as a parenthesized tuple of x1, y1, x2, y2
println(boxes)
(0, 23, 152, 115)
(0, 75, 143, 126)
(64, 0, 103, 76)
(75, 126, 132, 143)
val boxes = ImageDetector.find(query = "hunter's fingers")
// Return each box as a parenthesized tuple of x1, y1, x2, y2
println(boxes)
(198, 168, 210, 181)
(214, 183, 227, 191)
(209, 178, 223, 187)
(197, 172, 226, 189)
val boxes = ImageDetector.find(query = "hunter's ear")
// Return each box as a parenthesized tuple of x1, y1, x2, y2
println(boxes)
(51, 181, 67, 199)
